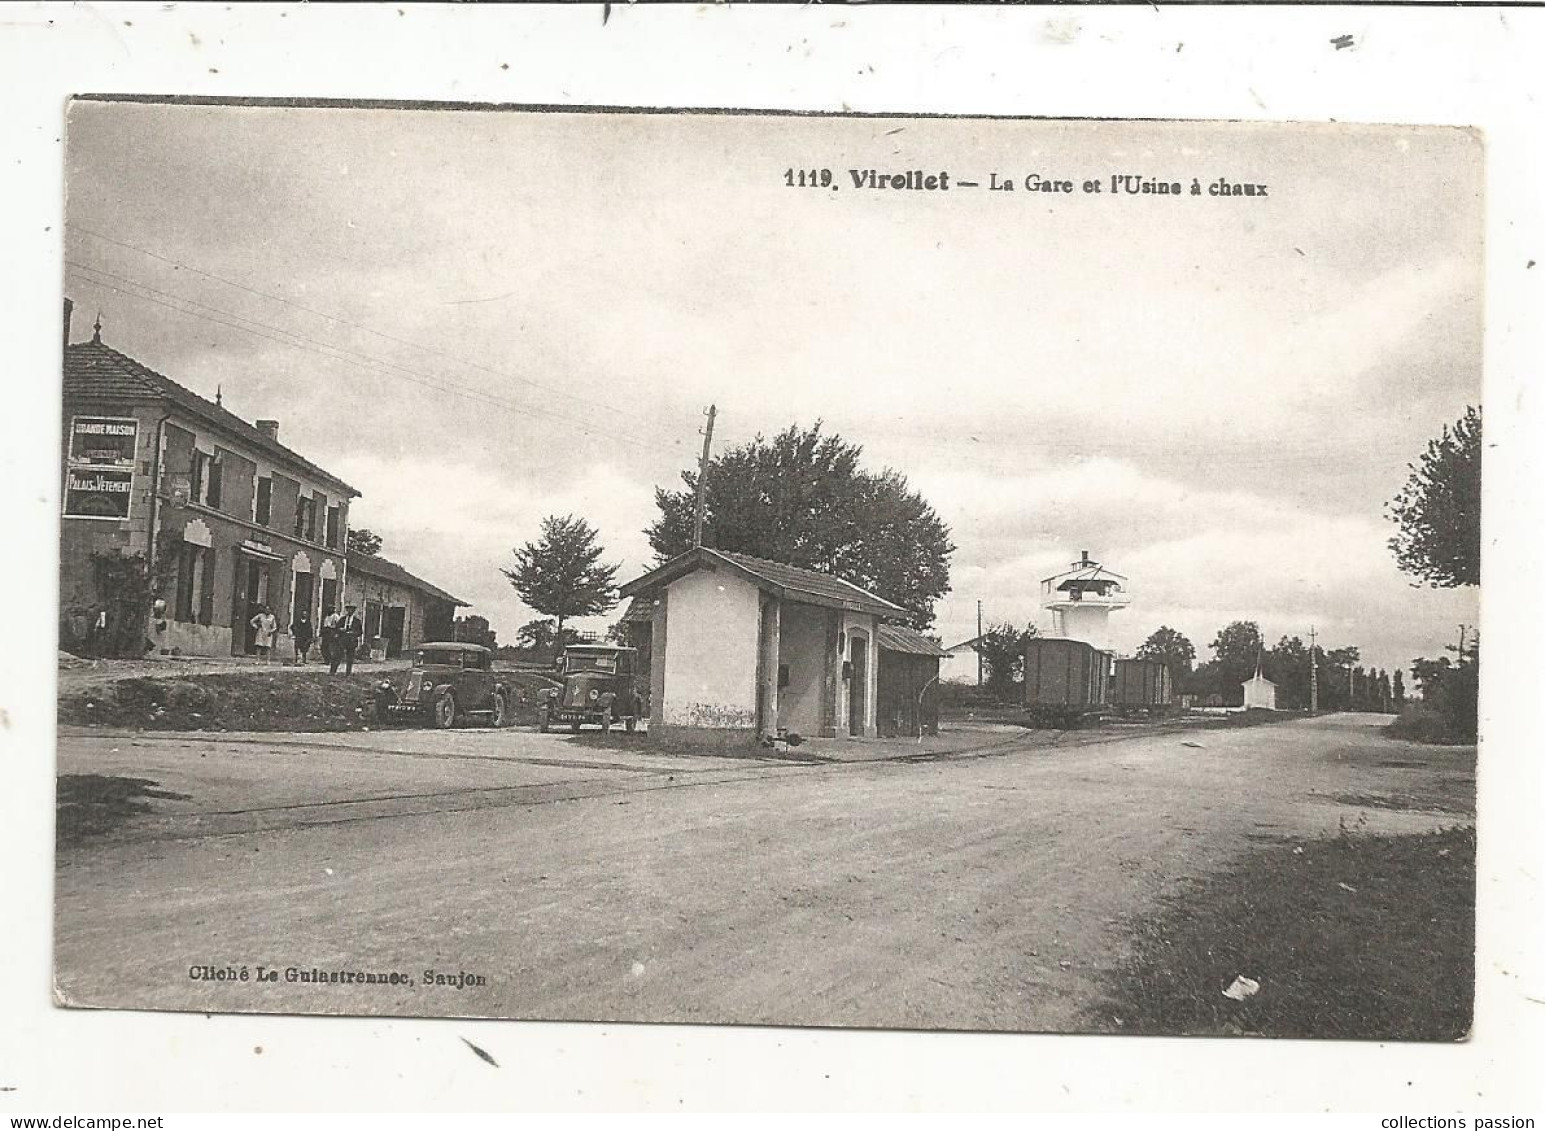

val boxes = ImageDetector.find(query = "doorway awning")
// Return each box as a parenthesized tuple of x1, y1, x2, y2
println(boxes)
(237, 540, 285, 562)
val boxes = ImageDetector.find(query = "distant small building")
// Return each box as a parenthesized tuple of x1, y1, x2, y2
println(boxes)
(619, 547, 906, 743)
(877, 624, 950, 738)
(1241, 660, 1278, 710)
(941, 636, 984, 685)
(343, 554, 467, 660)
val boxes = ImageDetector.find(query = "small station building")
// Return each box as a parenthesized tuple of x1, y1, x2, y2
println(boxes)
(619, 548, 910, 744)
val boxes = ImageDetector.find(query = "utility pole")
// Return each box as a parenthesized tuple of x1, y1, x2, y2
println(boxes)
(976, 599, 984, 689)
(1309, 624, 1319, 714)
(1457, 624, 1469, 665)
(692, 404, 716, 549)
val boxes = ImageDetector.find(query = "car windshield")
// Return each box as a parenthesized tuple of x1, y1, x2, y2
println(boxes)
(565, 653, 618, 674)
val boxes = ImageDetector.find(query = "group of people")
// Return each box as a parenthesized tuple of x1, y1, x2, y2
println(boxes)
(247, 603, 365, 675)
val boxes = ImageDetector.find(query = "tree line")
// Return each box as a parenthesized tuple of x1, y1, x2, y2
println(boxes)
(493, 404, 1477, 744)
(500, 423, 955, 658)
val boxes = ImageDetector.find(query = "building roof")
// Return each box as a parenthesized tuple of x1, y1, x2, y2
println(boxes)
(619, 594, 659, 623)
(348, 553, 467, 606)
(1041, 553, 1127, 588)
(877, 624, 950, 658)
(944, 635, 984, 653)
(1043, 564, 1127, 588)
(619, 547, 905, 618)
(63, 338, 359, 497)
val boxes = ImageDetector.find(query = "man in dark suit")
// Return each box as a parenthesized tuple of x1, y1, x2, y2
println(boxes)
(333, 603, 365, 676)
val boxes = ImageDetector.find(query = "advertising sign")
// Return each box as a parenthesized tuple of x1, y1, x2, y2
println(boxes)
(69, 416, 138, 466)
(64, 467, 135, 520)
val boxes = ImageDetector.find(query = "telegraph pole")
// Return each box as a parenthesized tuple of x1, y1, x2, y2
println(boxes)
(1309, 624, 1319, 714)
(976, 600, 984, 688)
(692, 404, 716, 549)
(1457, 623, 1469, 665)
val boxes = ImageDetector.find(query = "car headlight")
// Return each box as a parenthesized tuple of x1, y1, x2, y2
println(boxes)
(588, 688, 599, 701)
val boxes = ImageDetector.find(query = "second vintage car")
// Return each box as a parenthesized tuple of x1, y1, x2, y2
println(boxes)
(537, 643, 645, 734)
(369, 641, 513, 728)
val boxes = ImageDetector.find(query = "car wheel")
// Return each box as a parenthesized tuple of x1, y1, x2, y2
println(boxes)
(434, 692, 457, 729)
(490, 692, 508, 728)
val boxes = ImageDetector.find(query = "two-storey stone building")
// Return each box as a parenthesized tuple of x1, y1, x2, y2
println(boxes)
(60, 312, 360, 658)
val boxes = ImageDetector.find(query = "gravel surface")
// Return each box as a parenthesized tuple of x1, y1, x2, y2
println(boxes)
(53, 712, 1472, 1032)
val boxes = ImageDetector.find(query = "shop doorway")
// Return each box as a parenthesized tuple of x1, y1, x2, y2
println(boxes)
(382, 606, 406, 658)
(319, 577, 338, 621)
(234, 558, 270, 654)
(292, 571, 314, 633)
(848, 634, 868, 736)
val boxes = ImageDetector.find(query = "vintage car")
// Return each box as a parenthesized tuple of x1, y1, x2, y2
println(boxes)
(537, 644, 644, 734)
(369, 642, 512, 729)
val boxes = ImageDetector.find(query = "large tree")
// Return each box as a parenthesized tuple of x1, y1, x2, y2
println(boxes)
(503, 515, 619, 641)
(1387, 405, 1481, 588)
(1135, 626, 1197, 684)
(347, 527, 383, 557)
(1211, 620, 1265, 706)
(1268, 635, 1312, 710)
(646, 422, 954, 628)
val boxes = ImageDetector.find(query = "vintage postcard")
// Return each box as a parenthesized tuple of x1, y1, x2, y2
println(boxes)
(54, 100, 1481, 1038)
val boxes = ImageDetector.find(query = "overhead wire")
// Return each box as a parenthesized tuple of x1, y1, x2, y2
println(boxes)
(73, 226, 642, 426)
(64, 259, 690, 456)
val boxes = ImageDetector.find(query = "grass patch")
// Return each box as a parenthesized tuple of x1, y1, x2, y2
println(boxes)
(59, 670, 390, 732)
(59, 668, 559, 733)
(1091, 824, 1474, 1040)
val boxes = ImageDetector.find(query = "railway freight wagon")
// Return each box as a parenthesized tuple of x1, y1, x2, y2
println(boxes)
(1110, 657, 1176, 715)
(1023, 637, 1115, 727)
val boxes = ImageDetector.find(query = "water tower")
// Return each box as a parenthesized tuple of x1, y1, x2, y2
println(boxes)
(1041, 550, 1130, 650)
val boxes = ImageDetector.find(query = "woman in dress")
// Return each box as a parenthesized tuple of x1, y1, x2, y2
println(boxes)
(250, 605, 279, 663)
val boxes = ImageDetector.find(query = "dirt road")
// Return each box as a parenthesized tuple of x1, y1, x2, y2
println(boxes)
(53, 713, 1472, 1032)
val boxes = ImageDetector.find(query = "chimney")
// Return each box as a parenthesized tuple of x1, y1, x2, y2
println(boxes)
(1080, 549, 1091, 566)
(63, 297, 74, 352)
(255, 420, 280, 441)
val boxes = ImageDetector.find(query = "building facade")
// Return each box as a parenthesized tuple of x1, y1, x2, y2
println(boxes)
(876, 624, 949, 738)
(60, 317, 359, 659)
(619, 548, 905, 744)
(343, 554, 466, 660)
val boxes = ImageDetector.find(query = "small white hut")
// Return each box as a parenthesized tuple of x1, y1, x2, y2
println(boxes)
(1241, 657, 1278, 710)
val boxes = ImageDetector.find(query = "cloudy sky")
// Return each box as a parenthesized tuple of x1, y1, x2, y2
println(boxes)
(63, 101, 1482, 672)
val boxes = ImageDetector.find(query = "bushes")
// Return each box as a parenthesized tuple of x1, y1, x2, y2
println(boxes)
(1388, 703, 1473, 746)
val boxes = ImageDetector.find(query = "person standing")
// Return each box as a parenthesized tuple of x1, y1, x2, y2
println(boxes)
(320, 606, 341, 670)
(250, 605, 278, 663)
(291, 609, 315, 665)
(335, 603, 364, 676)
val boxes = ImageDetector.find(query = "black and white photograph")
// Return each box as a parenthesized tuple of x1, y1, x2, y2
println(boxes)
(49, 98, 1485, 1042)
